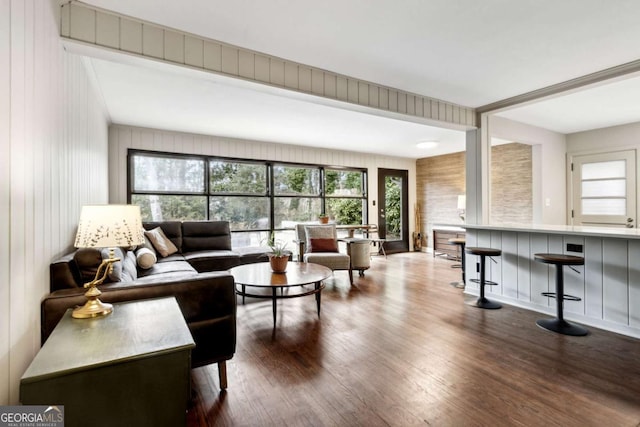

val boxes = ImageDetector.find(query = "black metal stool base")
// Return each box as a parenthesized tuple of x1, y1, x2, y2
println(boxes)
(536, 318, 588, 336)
(469, 278, 498, 287)
(467, 297, 501, 309)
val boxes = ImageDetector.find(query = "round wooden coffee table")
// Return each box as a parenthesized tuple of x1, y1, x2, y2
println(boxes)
(230, 262, 332, 328)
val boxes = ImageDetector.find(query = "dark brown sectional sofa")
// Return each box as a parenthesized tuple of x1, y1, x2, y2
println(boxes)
(43, 220, 269, 389)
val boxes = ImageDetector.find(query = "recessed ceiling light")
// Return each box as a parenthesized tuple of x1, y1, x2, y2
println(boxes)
(416, 141, 438, 149)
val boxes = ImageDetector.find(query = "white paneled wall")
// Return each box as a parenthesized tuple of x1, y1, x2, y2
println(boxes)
(108, 125, 416, 229)
(1, 0, 109, 404)
(465, 229, 640, 338)
(0, 0, 10, 408)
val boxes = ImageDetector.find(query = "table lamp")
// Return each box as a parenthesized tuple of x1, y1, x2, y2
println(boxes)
(72, 204, 144, 319)
(457, 195, 466, 222)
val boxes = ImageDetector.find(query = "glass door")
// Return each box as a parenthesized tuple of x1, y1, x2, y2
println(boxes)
(377, 168, 409, 253)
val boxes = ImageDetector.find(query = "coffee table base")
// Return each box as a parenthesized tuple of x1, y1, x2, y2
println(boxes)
(231, 263, 331, 329)
(237, 282, 325, 327)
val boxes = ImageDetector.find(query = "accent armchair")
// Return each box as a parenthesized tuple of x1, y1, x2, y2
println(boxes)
(295, 224, 353, 285)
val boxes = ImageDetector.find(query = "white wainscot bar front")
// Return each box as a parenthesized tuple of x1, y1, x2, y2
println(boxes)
(461, 224, 640, 339)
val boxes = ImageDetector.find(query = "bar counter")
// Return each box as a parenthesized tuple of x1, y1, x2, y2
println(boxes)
(439, 223, 640, 339)
(463, 223, 640, 239)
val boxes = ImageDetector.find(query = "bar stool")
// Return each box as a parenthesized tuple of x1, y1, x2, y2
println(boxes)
(448, 237, 466, 289)
(534, 253, 588, 336)
(465, 247, 501, 309)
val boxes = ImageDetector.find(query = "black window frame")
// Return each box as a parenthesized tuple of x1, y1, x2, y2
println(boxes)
(127, 149, 368, 240)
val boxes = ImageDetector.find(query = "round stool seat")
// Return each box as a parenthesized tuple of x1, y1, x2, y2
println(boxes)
(466, 247, 501, 257)
(534, 253, 584, 266)
(448, 237, 466, 245)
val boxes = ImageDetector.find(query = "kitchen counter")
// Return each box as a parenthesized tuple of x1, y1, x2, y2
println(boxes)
(450, 223, 640, 339)
(461, 223, 640, 239)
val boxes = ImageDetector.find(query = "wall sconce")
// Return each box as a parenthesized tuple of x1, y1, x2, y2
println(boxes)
(457, 195, 466, 222)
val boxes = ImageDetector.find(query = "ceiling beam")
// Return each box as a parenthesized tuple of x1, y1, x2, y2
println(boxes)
(61, 1, 476, 129)
(476, 58, 640, 119)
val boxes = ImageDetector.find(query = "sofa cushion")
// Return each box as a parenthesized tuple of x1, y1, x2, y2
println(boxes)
(182, 221, 232, 252)
(137, 259, 197, 278)
(183, 250, 241, 272)
(135, 247, 157, 269)
(50, 253, 83, 291)
(145, 227, 179, 257)
(304, 252, 350, 270)
(234, 246, 271, 264)
(155, 253, 186, 263)
(143, 221, 183, 252)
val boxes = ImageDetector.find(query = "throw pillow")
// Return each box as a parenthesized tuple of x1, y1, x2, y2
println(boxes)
(135, 247, 157, 269)
(304, 225, 335, 253)
(309, 238, 339, 253)
(101, 247, 126, 282)
(73, 248, 102, 283)
(144, 227, 178, 257)
(141, 234, 157, 255)
(122, 250, 138, 282)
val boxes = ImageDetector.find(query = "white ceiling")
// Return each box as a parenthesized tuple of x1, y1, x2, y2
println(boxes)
(494, 74, 640, 134)
(78, 0, 640, 157)
(89, 57, 467, 158)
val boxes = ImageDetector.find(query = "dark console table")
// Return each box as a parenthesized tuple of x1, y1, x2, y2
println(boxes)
(432, 226, 465, 260)
(20, 297, 194, 427)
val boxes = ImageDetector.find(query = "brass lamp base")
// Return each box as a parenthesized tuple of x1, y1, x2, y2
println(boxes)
(72, 255, 118, 319)
(72, 298, 113, 318)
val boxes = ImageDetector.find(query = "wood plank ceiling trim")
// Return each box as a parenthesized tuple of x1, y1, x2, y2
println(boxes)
(60, 1, 477, 128)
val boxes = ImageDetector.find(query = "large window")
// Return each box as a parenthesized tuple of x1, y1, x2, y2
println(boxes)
(209, 160, 270, 230)
(325, 169, 365, 225)
(131, 154, 207, 221)
(273, 165, 321, 227)
(128, 151, 367, 247)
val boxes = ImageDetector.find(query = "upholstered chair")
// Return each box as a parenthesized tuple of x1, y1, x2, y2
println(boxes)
(295, 224, 353, 285)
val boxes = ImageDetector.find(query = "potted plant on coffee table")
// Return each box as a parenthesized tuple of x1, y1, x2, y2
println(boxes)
(318, 213, 329, 224)
(265, 233, 291, 273)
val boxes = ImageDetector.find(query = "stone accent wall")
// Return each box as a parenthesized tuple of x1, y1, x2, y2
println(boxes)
(416, 142, 533, 250)
(416, 152, 466, 249)
(490, 143, 533, 224)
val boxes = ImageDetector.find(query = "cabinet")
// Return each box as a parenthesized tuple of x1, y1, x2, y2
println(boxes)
(20, 297, 195, 427)
(432, 226, 465, 260)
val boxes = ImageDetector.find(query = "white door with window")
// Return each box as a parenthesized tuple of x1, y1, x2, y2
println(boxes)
(570, 150, 636, 228)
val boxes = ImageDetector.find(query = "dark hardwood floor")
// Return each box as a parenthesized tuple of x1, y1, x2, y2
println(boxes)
(188, 252, 640, 427)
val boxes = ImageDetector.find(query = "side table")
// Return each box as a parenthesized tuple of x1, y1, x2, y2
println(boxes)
(339, 237, 371, 276)
(20, 297, 195, 427)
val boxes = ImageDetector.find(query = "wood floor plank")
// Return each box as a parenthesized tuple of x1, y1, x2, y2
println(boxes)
(188, 253, 640, 426)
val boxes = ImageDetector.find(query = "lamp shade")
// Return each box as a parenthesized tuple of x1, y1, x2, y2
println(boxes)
(457, 195, 466, 210)
(74, 205, 144, 248)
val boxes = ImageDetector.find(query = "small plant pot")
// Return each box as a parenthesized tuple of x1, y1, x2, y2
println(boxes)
(318, 216, 329, 224)
(269, 254, 289, 273)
